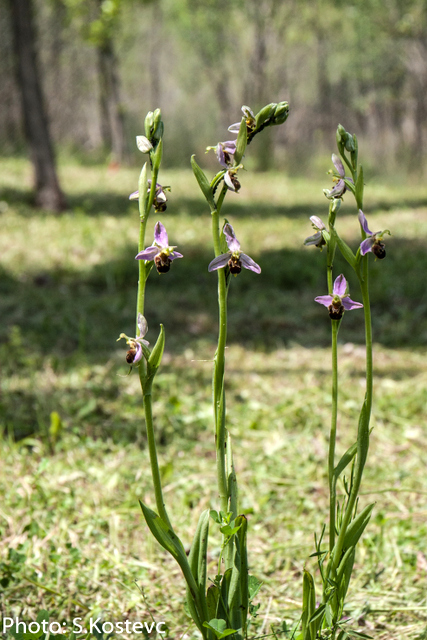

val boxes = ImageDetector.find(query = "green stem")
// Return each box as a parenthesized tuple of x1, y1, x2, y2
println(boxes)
(136, 161, 160, 325)
(141, 376, 172, 528)
(329, 320, 339, 554)
(328, 255, 372, 575)
(211, 184, 229, 516)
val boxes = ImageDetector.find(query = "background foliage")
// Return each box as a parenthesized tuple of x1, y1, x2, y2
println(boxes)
(1, 0, 427, 174)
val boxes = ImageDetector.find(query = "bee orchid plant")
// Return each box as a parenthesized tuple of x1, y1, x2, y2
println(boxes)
(119, 108, 387, 639)
(300, 124, 391, 640)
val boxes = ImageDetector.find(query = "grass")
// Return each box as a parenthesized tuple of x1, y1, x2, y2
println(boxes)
(0, 156, 427, 638)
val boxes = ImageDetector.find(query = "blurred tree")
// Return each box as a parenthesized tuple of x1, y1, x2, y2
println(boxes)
(165, 0, 237, 129)
(9, 0, 66, 211)
(62, 0, 127, 163)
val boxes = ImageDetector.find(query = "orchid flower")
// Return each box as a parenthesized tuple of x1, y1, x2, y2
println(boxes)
(224, 169, 241, 192)
(206, 140, 243, 191)
(205, 140, 237, 169)
(324, 154, 353, 199)
(315, 274, 363, 320)
(358, 210, 390, 260)
(304, 215, 328, 248)
(135, 221, 183, 273)
(228, 105, 256, 135)
(208, 223, 261, 275)
(117, 313, 149, 365)
(129, 180, 169, 212)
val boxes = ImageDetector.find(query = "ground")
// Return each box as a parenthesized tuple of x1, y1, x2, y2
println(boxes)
(0, 158, 427, 639)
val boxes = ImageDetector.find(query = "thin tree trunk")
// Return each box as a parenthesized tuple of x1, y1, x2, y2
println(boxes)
(9, 0, 66, 212)
(98, 39, 127, 164)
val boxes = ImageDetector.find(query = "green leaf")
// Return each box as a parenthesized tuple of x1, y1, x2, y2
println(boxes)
(191, 155, 216, 210)
(308, 603, 326, 625)
(36, 611, 49, 626)
(220, 524, 241, 536)
(355, 165, 364, 209)
(330, 227, 357, 271)
(203, 619, 237, 639)
(248, 574, 263, 600)
(151, 137, 163, 172)
(336, 546, 355, 584)
(356, 400, 370, 474)
(302, 570, 317, 640)
(334, 442, 357, 479)
(147, 324, 165, 372)
(139, 501, 186, 563)
(234, 118, 247, 165)
(138, 163, 149, 218)
(216, 568, 232, 622)
(342, 503, 374, 551)
(236, 516, 249, 631)
(209, 510, 221, 524)
(207, 584, 220, 621)
(344, 630, 373, 639)
(188, 510, 210, 592)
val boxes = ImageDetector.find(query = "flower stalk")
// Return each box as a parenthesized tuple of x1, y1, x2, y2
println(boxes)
(303, 125, 389, 638)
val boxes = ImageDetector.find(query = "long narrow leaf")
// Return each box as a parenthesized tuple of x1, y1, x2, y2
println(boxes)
(191, 155, 216, 210)
(188, 510, 210, 592)
(236, 515, 249, 632)
(355, 165, 364, 209)
(334, 442, 357, 480)
(342, 503, 374, 551)
(356, 400, 370, 475)
(234, 118, 247, 165)
(301, 570, 317, 640)
(139, 501, 207, 633)
(330, 228, 357, 271)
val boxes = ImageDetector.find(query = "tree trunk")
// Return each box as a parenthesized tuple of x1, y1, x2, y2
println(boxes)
(97, 39, 127, 164)
(9, 0, 66, 212)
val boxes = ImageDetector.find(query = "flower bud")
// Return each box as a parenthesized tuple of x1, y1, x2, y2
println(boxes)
(331, 198, 341, 214)
(136, 135, 153, 153)
(143, 109, 163, 145)
(144, 111, 154, 138)
(255, 103, 276, 128)
(272, 101, 290, 125)
(337, 124, 347, 141)
(344, 134, 355, 152)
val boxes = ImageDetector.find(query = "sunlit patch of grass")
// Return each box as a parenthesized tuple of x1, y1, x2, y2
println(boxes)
(0, 158, 427, 637)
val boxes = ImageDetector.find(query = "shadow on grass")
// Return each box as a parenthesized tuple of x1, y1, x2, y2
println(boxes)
(1, 236, 427, 440)
(3, 186, 427, 220)
(1, 236, 427, 357)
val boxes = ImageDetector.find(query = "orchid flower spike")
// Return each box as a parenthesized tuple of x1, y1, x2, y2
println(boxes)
(315, 274, 363, 320)
(324, 154, 353, 199)
(135, 221, 183, 273)
(208, 223, 261, 275)
(129, 180, 169, 212)
(304, 215, 328, 248)
(358, 210, 390, 260)
(117, 313, 149, 365)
